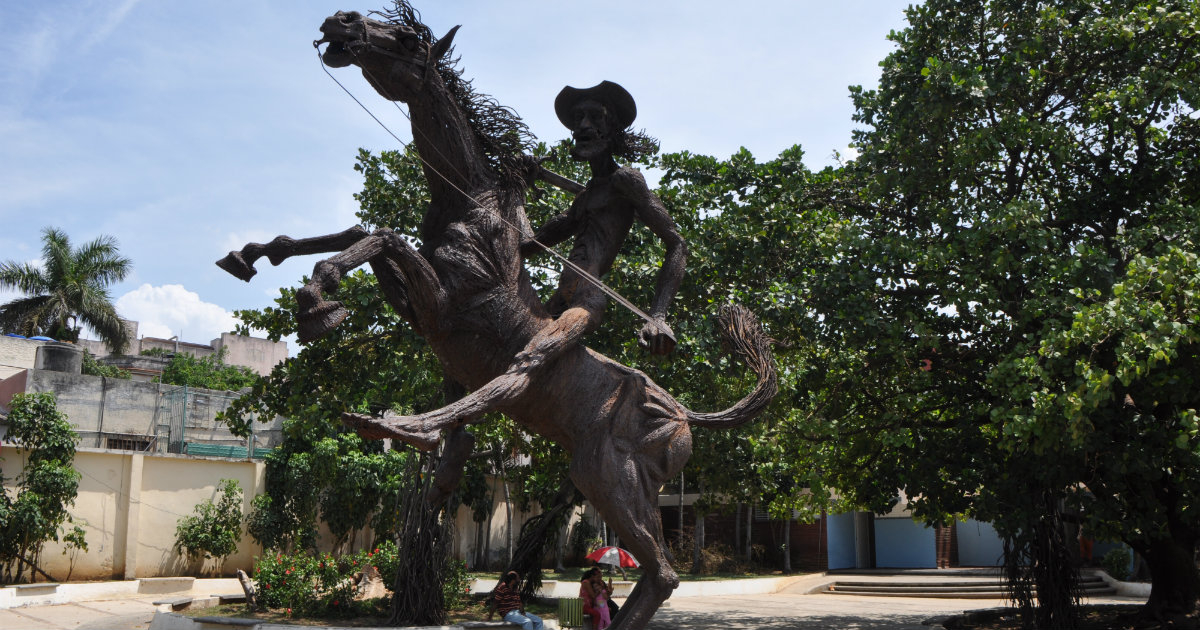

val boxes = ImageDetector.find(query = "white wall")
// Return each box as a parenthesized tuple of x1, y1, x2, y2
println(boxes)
(0, 446, 560, 581)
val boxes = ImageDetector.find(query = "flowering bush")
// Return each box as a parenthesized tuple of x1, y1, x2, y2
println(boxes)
(443, 558, 472, 609)
(253, 543, 400, 616)
(254, 552, 320, 612)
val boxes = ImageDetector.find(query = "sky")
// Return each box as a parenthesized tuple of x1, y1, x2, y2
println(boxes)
(0, 1, 912, 350)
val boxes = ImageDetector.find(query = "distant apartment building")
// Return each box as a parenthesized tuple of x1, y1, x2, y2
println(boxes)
(0, 324, 288, 456)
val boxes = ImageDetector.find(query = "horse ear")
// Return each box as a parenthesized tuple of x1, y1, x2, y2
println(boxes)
(430, 25, 461, 61)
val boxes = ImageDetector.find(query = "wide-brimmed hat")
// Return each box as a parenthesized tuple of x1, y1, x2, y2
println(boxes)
(555, 80, 637, 131)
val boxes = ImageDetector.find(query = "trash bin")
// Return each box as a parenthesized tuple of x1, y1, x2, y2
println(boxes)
(557, 597, 584, 628)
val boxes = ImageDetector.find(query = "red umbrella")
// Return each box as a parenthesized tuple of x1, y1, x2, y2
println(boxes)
(585, 546, 640, 568)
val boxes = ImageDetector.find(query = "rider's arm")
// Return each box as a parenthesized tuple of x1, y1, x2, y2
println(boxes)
(613, 167, 687, 321)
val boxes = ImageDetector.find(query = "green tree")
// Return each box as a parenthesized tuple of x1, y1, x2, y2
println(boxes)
(0, 393, 84, 584)
(793, 0, 1200, 624)
(157, 348, 258, 391)
(174, 478, 244, 568)
(81, 349, 131, 380)
(0, 227, 131, 353)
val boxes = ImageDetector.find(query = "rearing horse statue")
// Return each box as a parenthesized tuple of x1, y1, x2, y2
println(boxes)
(218, 5, 777, 629)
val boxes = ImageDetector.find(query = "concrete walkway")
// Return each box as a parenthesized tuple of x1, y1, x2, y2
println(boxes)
(0, 573, 1148, 630)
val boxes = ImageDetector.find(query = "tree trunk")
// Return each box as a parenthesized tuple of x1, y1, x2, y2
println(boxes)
(734, 503, 743, 559)
(691, 481, 706, 574)
(483, 484, 495, 569)
(1139, 523, 1199, 623)
(677, 473, 685, 545)
(502, 474, 513, 564)
(782, 514, 792, 574)
(554, 520, 567, 572)
(745, 503, 753, 564)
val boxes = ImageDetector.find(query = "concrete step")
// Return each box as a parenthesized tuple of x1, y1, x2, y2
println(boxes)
(825, 576, 1116, 599)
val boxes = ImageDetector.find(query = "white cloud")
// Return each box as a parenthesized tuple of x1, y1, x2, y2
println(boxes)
(114, 284, 238, 344)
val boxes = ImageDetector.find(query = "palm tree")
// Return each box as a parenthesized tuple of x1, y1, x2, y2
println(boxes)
(0, 227, 132, 354)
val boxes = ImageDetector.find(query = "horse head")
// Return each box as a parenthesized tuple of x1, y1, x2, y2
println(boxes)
(317, 9, 458, 102)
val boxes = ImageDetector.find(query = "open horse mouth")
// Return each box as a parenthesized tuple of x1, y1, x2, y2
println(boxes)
(316, 11, 369, 68)
(318, 40, 356, 68)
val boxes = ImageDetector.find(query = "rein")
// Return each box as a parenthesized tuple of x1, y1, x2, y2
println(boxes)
(312, 41, 668, 334)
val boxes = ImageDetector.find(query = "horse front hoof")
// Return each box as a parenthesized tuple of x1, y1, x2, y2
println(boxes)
(216, 252, 257, 281)
(297, 301, 348, 343)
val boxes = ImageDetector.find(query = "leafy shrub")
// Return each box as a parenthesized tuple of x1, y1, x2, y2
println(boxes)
(566, 518, 599, 565)
(158, 347, 257, 391)
(81, 350, 130, 379)
(1101, 547, 1131, 581)
(443, 557, 472, 609)
(372, 539, 399, 589)
(174, 479, 244, 563)
(254, 544, 399, 616)
(0, 393, 83, 584)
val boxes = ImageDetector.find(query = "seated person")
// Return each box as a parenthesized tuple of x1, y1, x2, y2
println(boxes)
(579, 567, 614, 629)
(488, 571, 543, 630)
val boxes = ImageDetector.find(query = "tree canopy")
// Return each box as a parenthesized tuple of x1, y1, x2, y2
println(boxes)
(787, 0, 1200, 623)
(0, 227, 131, 353)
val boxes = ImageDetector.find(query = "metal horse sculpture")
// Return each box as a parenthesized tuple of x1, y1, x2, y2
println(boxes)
(218, 6, 776, 629)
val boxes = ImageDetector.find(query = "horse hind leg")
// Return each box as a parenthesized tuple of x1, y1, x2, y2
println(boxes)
(216, 226, 370, 281)
(572, 471, 679, 630)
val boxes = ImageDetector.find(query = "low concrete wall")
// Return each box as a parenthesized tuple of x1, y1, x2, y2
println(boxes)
(1096, 571, 1153, 597)
(7, 369, 285, 451)
(0, 577, 239, 609)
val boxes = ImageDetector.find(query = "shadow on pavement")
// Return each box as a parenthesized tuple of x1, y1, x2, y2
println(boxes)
(648, 609, 940, 630)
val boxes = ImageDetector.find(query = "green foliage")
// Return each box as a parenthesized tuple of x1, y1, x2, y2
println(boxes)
(139, 347, 171, 357)
(442, 558, 472, 610)
(566, 518, 600, 563)
(254, 543, 397, 616)
(246, 431, 411, 553)
(790, 0, 1200, 619)
(158, 347, 258, 391)
(80, 349, 130, 379)
(0, 227, 131, 353)
(0, 392, 82, 584)
(174, 479, 244, 563)
(653, 144, 827, 523)
(1102, 547, 1132, 582)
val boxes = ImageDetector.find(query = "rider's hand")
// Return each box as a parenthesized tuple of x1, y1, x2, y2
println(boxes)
(638, 319, 676, 355)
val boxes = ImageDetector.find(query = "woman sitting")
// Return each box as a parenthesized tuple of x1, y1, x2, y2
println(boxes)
(579, 567, 613, 629)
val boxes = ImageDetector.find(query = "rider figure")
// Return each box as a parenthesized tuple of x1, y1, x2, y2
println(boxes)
(519, 80, 687, 368)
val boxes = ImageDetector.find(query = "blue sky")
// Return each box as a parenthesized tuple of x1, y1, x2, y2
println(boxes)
(0, 1, 910, 349)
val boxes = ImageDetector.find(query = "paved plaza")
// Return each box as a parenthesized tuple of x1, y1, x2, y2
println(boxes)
(0, 576, 1146, 630)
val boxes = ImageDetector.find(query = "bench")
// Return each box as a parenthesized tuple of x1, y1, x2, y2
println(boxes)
(212, 593, 248, 604)
(152, 596, 193, 611)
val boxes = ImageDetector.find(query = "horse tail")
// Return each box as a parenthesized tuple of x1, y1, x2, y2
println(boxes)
(685, 304, 778, 428)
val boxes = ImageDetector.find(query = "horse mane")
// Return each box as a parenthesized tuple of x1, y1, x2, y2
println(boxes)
(371, 1, 536, 190)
